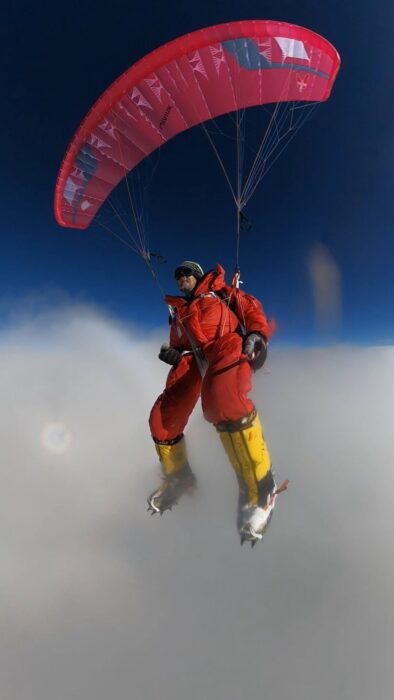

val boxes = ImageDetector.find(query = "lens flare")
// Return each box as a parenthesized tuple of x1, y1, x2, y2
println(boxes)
(41, 422, 72, 454)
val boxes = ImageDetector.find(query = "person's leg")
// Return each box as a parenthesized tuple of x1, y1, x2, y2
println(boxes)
(148, 355, 202, 513)
(202, 334, 277, 540)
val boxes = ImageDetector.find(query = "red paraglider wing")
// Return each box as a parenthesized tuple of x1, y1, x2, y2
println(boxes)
(54, 20, 340, 229)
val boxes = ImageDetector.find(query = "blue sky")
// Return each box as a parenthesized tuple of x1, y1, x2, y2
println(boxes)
(2, 7, 394, 695)
(2, 0, 393, 344)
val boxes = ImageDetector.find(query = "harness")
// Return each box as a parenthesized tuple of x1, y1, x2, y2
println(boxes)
(168, 285, 244, 377)
(168, 303, 208, 377)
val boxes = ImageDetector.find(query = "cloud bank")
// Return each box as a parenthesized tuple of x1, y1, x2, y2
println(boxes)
(1, 307, 393, 700)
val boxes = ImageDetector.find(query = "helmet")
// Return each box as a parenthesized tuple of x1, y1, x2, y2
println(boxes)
(174, 261, 204, 280)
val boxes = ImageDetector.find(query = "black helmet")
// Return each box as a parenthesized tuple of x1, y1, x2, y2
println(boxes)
(174, 260, 204, 280)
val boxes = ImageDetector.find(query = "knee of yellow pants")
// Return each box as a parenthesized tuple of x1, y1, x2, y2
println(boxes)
(217, 412, 271, 505)
(154, 435, 189, 476)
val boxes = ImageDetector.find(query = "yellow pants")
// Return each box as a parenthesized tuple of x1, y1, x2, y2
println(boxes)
(216, 409, 272, 507)
(154, 435, 188, 476)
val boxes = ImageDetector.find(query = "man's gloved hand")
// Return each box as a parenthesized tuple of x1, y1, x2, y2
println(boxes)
(243, 332, 267, 370)
(158, 344, 181, 366)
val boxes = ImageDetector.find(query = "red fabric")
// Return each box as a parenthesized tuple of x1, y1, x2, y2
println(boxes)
(149, 265, 270, 441)
(166, 264, 273, 350)
(150, 354, 202, 441)
(54, 20, 340, 229)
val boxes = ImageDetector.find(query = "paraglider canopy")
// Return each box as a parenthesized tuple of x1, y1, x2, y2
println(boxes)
(54, 19, 340, 232)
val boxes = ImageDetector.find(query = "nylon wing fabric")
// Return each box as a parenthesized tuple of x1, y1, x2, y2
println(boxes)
(54, 20, 340, 230)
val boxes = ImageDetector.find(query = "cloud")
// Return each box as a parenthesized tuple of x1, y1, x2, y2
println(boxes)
(1, 307, 393, 700)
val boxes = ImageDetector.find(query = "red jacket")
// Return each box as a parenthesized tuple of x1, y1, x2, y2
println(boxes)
(165, 264, 273, 352)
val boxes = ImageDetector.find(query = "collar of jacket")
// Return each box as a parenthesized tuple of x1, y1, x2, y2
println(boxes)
(165, 264, 227, 305)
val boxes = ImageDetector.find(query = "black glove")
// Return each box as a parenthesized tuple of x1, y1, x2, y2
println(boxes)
(243, 332, 267, 370)
(158, 344, 181, 366)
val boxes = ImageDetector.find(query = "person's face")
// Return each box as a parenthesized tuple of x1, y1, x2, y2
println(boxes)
(175, 268, 198, 294)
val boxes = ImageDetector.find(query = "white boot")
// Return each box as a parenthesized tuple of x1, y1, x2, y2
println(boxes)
(239, 480, 289, 546)
(239, 500, 276, 545)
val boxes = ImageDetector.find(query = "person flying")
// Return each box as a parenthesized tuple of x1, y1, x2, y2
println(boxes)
(148, 261, 286, 545)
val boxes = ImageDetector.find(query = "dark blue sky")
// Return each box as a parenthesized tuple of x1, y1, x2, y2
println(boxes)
(2, 0, 393, 344)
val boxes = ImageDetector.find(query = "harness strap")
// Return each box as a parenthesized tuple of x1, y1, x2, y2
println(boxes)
(168, 303, 208, 377)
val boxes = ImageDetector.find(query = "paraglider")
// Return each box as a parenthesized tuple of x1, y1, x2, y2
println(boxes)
(147, 259, 288, 545)
(54, 20, 340, 545)
(54, 20, 340, 259)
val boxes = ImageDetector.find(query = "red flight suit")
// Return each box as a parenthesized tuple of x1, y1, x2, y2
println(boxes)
(149, 264, 272, 442)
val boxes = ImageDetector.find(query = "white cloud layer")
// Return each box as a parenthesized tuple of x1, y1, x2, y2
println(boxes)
(1, 307, 393, 700)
